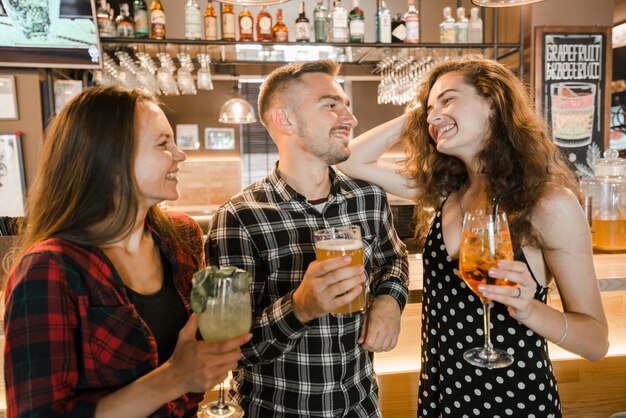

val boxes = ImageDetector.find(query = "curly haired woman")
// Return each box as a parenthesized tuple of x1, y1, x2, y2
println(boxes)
(338, 56, 608, 417)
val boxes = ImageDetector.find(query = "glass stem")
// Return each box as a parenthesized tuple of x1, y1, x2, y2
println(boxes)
(216, 383, 227, 408)
(208, 381, 236, 416)
(482, 301, 494, 354)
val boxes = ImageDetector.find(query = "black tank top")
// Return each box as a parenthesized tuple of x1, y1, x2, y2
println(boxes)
(126, 253, 188, 365)
(417, 202, 561, 417)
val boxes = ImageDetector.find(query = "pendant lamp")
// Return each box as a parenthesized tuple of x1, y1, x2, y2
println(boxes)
(471, 0, 544, 6)
(219, 83, 257, 124)
(212, 0, 290, 5)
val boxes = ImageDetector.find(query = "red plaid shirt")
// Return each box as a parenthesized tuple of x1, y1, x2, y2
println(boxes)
(3, 212, 205, 417)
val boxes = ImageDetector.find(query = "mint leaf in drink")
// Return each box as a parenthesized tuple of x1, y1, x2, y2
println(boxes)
(190, 265, 252, 314)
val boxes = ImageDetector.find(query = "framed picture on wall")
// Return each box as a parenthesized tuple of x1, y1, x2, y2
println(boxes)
(205, 127, 235, 150)
(534, 26, 612, 177)
(54, 79, 83, 114)
(0, 75, 18, 120)
(0, 132, 26, 216)
(176, 124, 200, 150)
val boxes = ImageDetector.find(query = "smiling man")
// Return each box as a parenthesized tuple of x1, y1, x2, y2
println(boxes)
(205, 60, 409, 418)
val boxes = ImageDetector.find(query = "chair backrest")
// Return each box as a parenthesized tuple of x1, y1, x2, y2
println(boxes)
(0, 235, 18, 278)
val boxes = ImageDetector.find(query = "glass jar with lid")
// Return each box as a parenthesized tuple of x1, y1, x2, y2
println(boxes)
(580, 149, 626, 252)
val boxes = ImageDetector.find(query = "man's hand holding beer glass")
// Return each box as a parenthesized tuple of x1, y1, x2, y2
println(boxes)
(292, 225, 401, 353)
(292, 225, 366, 324)
(292, 255, 366, 324)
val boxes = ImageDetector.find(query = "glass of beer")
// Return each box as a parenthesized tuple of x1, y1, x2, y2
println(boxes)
(314, 225, 367, 317)
(459, 210, 516, 369)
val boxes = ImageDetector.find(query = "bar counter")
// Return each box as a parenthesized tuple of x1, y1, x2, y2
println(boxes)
(374, 252, 626, 418)
(203, 252, 626, 417)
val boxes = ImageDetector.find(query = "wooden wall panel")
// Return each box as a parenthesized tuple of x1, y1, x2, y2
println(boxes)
(555, 356, 626, 418)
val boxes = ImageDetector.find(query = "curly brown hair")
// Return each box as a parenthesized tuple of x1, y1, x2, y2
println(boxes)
(402, 56, 579, 250)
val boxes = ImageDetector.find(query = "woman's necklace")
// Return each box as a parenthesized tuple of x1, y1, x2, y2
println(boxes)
(458, 186, 467, 221)
(459, 194, 465, 218)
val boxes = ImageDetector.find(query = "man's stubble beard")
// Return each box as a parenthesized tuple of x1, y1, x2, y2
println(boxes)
(296, 117, 350, 166)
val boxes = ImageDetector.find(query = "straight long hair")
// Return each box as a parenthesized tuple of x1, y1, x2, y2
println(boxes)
(5, 86, 200, 282)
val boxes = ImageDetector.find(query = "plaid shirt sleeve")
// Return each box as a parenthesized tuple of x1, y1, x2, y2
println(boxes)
(205, 207, 309, 367)
(368, 192, 410, 311)
(4, 251, 107, 417)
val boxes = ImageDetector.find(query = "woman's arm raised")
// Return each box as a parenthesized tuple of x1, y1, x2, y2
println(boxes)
(338, 113, 418, 200)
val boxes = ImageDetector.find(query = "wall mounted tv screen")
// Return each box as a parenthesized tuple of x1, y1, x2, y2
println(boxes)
(0, 0, 102, 69)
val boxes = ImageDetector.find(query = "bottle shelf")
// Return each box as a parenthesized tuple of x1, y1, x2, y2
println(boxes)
(99, 37, 522, 65)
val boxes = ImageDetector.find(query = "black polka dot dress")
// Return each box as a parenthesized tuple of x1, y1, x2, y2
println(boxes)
(417, 206, 562, 417)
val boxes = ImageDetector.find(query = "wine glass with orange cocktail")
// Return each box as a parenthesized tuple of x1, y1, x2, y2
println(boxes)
(458, 209, 517, 369)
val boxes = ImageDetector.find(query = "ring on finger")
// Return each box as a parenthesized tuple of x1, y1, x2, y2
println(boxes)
(514, 287, 522, 299)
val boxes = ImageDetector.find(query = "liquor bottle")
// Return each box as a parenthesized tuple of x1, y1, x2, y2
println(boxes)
(272, 8, 288, 42)
(221, 3, 236, 40)
(149, 0, 165, 39)
(439, 6, 455, 44)
(115, 3, 135, 37)
(468, 7, 483, 43)
(348, 0, 364, 43)
(97, 0, 115, 37)
(295, 1, 310, 42)
(239, 6, 254, 41)
(257, 5, 272, 42)
(185, 0, 202, 40)
(375, 0, 391, 44)
(455, 7, 468, 43)
(107, 3, 114, 25)
(204, 0, 218, 41)
(327, 5, 334, 42)
(330, 0, 348, 43)
(403, 0, 419, 43)
(313, 0, 328, 42)
(132, 0, 148, 38)
(391, 12, 405, 43)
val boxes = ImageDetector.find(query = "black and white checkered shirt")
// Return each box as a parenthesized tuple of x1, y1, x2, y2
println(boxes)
(205, 165, 409, 418)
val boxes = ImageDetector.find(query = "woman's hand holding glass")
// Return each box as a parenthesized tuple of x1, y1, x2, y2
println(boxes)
(167, 313, 251, 394)
(479, 259, 537, 322)
(190, 266, 253, 418)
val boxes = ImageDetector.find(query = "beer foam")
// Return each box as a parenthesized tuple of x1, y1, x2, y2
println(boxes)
(316, 239, 362, 251)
